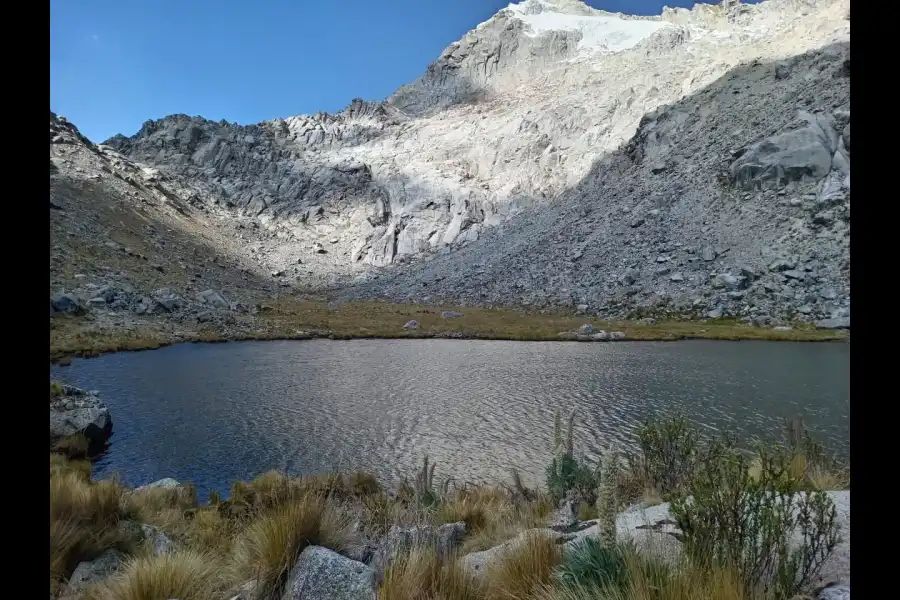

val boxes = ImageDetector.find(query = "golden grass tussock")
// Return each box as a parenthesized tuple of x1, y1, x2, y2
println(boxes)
(124, 484, 198, 528)
(484, 531, 563, 600)
(50, 453, 92, 481)
(380, 546, 485, 600)
(182, 507, 239, 556)
(82, 551, 225, 600)
(50, 470, 125, 594)
(230, 493, 359, 599)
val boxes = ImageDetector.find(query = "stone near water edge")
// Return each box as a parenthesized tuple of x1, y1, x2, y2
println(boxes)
(281, 546, 375, 600)
(402, 320, 419, 329)
(592, 331, 609, 341)
(577, 323, 595, 335)
(135, 478, 181, 492)
(608, 331, 625, 340)
(49, 386, 112, 445)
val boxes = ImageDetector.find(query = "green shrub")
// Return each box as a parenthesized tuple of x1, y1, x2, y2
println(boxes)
(546, 453, 597, 505)
(635, 415, 699, 500)
(555, 537, 630, 591)
(671, 438, 842, 598)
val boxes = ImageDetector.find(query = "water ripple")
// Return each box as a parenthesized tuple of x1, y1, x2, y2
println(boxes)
(51, 339, 849, 498)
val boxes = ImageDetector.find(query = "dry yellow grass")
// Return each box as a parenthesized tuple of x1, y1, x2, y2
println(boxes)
(124, 484, 198, 529)
(380, 546, 485, 600)
(50, 453, 92, 481)
(230, 494, 359, 599)
(49, 470, 125, 593)
(484, 531, 563, 600)
(82, 551, 225, 600)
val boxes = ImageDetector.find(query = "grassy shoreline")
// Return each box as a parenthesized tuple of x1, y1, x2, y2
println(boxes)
(49, 300, 848, 362)
(49, 412, 849, 600)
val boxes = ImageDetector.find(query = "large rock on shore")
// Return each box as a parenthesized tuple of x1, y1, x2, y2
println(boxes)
(49, 384, 112, 446)
(282, 546, 375, 600)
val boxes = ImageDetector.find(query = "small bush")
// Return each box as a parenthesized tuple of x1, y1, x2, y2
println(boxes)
(671, 438, 842, 598)
(555, 537, 630, 591)
(83, 551, 225, 600)
(230, 494, 358, 599)
(546, 454, 597, 505)
(380, 546, 484, 600)
(485, 531, 563, 600)
(635, 415, 698, 500)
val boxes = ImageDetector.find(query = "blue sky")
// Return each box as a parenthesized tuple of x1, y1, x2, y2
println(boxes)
(51, 0, 755, 142)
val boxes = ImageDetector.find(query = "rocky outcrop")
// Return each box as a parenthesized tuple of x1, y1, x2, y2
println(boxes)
(49, 384, 112, 446)
(55, 0, 849, 323)
(282, 545, 376, 600)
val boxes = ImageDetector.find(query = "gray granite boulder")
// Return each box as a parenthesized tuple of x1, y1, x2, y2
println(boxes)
(282, 546, 375, 600)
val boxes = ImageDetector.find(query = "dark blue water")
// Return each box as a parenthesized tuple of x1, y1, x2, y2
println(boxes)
(51, 339, 850, 499)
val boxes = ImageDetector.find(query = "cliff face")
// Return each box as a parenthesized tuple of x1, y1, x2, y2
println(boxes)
(96, 0, 849, 323)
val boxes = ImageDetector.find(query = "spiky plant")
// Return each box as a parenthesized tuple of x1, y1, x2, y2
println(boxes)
(414, 455, 438, 506)
(596, 450, 618, 550)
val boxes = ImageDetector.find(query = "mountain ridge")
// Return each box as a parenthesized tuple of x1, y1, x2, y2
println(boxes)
(54, 0, 850, 329)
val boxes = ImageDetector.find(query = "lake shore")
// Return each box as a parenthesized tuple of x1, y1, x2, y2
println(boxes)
(49, 383, 850, 600)
(50, 300, 848, 362)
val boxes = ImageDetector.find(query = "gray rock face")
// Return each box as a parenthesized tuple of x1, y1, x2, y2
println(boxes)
(62, 549, 124, 597)
(402, 319, 419, 329)
(282, 546, 375, 600)
(88, 0, 848, 320)
(730, 111, 838, 190)
(49, 385, 112, 444)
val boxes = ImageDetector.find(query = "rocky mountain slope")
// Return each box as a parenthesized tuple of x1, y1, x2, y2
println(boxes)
(63, 0, 850, 326)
